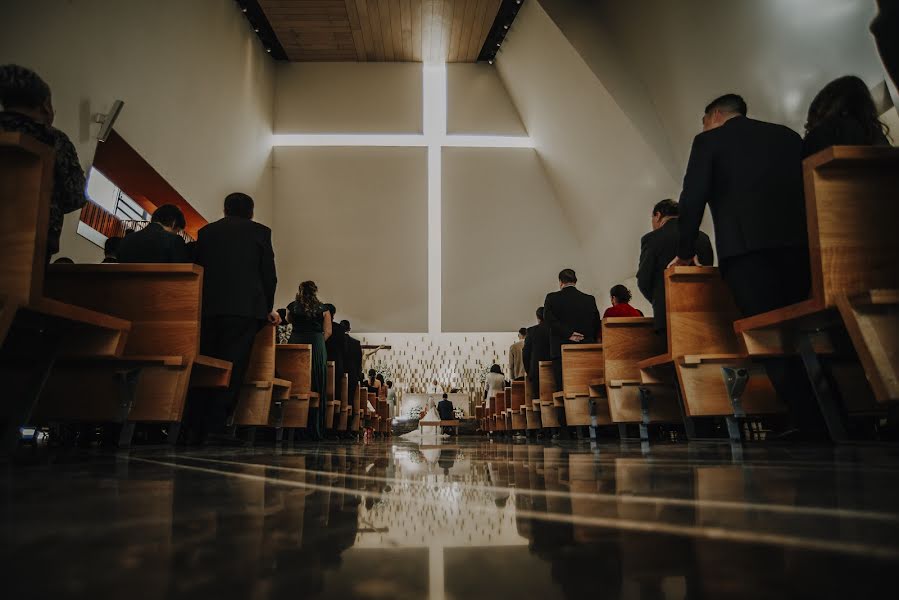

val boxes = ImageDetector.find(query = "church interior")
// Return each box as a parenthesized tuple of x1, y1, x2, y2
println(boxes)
(2, 1, 899, 598)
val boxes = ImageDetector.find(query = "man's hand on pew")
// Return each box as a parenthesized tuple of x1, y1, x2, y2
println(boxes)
(569, 332, 585, 342)
(267, 311, 282, 326)
(667, 255, 699, 268)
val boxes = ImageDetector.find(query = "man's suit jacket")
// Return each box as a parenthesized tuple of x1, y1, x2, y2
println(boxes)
(677, 116, 805, 262)
(522, 322, 551, 378)
(194, 216, 277, 320)
(543, 286, 601, 359)
(437, 399, 455, 421)
(637, 218, 714, 331)
(326, 319, 347, 373)
(117, 222, 190, 264)
(508, 340, 525, 380)
(345, 335, 363, 382)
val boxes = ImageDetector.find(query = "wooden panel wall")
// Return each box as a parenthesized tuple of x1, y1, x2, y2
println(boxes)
(260, 0, 502, 62)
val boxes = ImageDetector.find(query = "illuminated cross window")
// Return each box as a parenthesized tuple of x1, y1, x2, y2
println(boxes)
(273, 65, 534, 334)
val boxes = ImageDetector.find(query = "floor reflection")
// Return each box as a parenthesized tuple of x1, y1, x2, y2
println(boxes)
(4, 440, 899, 599)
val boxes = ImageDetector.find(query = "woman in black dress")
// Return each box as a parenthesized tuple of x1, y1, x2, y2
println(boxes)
(803, 75, 891, 158)
(287, 281, 332, 440)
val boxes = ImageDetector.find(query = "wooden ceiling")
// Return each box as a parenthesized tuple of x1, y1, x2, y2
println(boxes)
(258, 0, 503, 62)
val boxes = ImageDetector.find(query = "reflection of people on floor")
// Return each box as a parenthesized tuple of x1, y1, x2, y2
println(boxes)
(438, 448, 456, 475)
(437, 393, 455, 435)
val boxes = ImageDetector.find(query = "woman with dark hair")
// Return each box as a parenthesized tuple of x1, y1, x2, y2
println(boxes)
(802, 75, 891, 158)
(0, 64, 87, 258)
(602, 284, 644, 318)
(484, 364, 505, 412)
(367, 368, 381, 393)
(287, 281, 332, 439)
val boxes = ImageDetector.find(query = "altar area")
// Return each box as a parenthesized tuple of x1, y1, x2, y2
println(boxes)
(400, 393, 471, 418)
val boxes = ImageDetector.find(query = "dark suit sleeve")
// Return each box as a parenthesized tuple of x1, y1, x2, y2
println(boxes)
(677, 134, 712, 260)
(637, 233, 654, 303)
(259, 227, 277, 313)
(696, 232, 715, 267)
(543, 293, 572, 340)
(170, 235, 191, 263)
(591, 295, 601, 340)
(522, 329, 533, 375)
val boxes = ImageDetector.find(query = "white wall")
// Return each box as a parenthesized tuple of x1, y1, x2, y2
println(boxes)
(275, 62, 423, 134)
(592, 0, 890, 171)
(446, 64, 527, 135)
(495, 1, 680, 306)
(1, 0, 275, 262)
(272, 146, 429, 332)
(442, 147, 583, 332)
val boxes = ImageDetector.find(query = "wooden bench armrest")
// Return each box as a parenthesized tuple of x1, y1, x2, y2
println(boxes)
(603, 317, 654, 326)
(680, 354, 747, 365)
(608, 379, 641, 388)
(637, 353, 672, 369)
(273, 378, 292, 388)
(245, 380, 273, 389)
(589, 378, 605, 387)
(27, 297, 131, 333)
(194, 354, 232, 371)
(58, 354, 186, 367)
(734, 299, 827, 333)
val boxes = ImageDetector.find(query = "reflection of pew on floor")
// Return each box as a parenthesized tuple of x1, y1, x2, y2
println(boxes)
(637, 266, 783, 442)
(231, 324, 291, 441)
(735, 146, 899, 441)
(36, 263, 234, 446)
(602, 317, 681, 437)
(1, 133, 133, 450)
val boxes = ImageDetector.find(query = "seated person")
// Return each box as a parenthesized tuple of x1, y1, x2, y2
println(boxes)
(802, 75, 891, 158)
(117, 204, 190, 263)
(637, 199, 714, 332)
(0, 64, 87, 258)
(602, 284, 644, 318)
(437, 393, 456, 435)
(102, 236, 122, 263)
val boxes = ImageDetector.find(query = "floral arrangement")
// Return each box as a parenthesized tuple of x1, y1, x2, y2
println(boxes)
(409, 405, 423, 420)
(453, 407, 464, 419)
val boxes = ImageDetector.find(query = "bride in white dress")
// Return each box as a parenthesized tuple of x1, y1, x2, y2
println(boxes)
(400, 399, 448, 441)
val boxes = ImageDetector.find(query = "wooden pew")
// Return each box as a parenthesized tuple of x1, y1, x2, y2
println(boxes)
(524, 374, 542, 431)
(637, 267, 782, 442)
(538, 360, 561, 428)
(602, 317, 681, 438)
(495, 390, 507, 432)
(350, 384, 362, 432)
(231, 324, 292, 441)
(1, 133, 131, 450)
(337, 374, 350, 431)
(35, 263, 234, 445)
(504, 385, 513, 431)
(273, 343, 314, 431)
(324, 361, 336, 429)
(561, 343, 605, 427)
(735, 146, 899, 439)
(510, 380, 528, 431)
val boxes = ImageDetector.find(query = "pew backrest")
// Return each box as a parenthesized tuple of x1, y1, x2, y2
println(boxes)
(664, 267, 743, 357)
(803, 146, 899, 307)
(601, 317, 666, 383)
(44, 264, 203, 359)
(0, 133, 52, 306)
(275, 344, 313, 395)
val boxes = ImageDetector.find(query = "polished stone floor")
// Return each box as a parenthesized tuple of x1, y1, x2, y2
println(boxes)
(4, 439, 899, 599)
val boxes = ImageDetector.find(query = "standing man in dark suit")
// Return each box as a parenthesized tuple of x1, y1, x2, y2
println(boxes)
(522, 306, 552, 402)
(342, 320, 363, 407)
(543, 269, 601, 390)
(670, 94, 809, 316)
(637, 199, 714, 332)
(117, 204, 190, 264)
(192, 192, 279, 436)
(671, 94, 822, 437)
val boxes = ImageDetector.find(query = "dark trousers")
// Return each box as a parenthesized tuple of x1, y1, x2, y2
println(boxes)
(196, 316, 264, 428)
(719, 247, 810, 317)
(720, 247, 824, 433)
